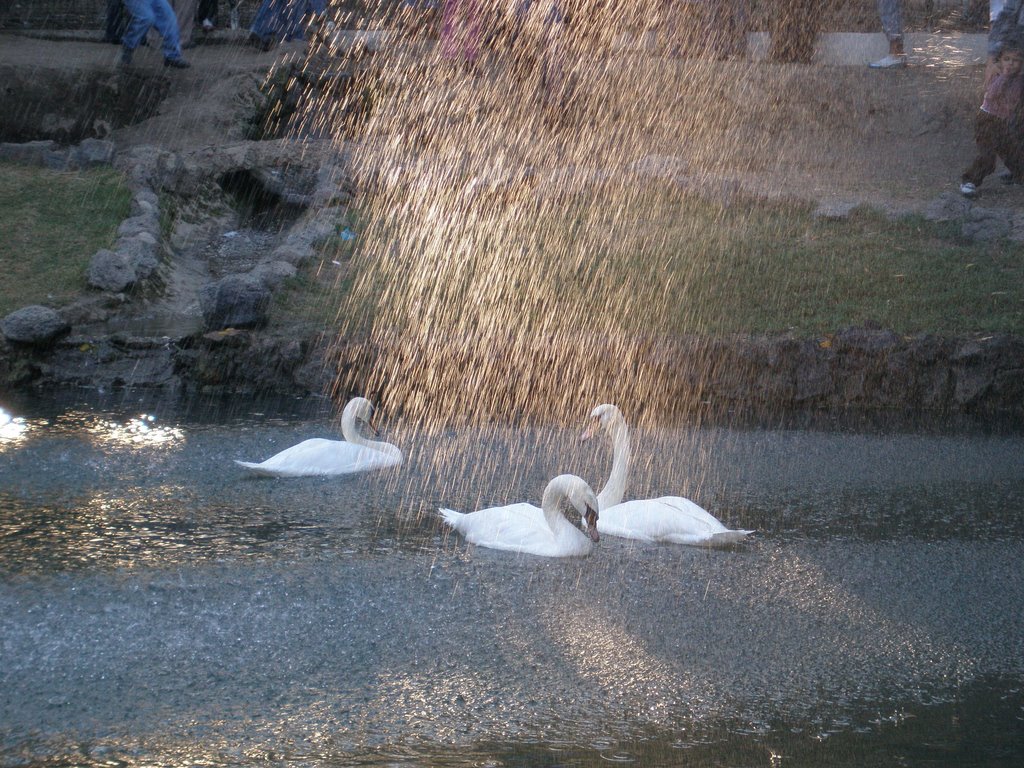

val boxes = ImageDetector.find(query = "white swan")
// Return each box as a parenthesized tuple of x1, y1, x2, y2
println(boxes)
(583, 403, 752, 547)
(234, 396, 403, 477)
(439, 474, 601, 558)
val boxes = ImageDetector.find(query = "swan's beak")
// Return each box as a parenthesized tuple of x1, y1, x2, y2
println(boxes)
(581, 419, 598, 441)
(361, 417, 380, 438)
(584, 505, 600, 543)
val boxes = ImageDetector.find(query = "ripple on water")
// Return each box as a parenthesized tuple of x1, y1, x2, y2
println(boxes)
(1, 399, 1023, 765)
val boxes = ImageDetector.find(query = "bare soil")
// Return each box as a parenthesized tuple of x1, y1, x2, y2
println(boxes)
(3, 30, 1022, 210)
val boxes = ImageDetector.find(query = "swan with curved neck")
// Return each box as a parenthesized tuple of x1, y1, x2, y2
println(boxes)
(583, 404, 752, 547)
(234, 397, 403, 477)
(439, 474, 601, 558)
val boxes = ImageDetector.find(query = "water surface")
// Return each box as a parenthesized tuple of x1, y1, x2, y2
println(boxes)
(2, 393, 1022, 766)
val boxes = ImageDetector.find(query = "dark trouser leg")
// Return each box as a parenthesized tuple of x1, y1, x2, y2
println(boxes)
(963, 111, 1002, 186)
(995, 121, 1024, 178)
(105, 0, 126, 42)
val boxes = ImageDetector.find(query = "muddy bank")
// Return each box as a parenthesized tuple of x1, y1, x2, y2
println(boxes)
(2, 324, 1022, 418)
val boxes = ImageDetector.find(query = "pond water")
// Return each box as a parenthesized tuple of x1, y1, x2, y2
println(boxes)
(1, 392, 1023, 767)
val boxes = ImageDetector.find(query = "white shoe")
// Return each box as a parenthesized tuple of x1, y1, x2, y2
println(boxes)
(869, 53, 907, 69)
(960, 182, 977, 197)
(202, 18, 214, 31)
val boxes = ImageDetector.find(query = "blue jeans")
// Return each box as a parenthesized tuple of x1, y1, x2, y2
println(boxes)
(877, 0, 903, 43)
(250, 0, 325, 45)
(123, 0, 183, 60)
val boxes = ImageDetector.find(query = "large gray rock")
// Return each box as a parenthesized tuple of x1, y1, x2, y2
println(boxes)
(87, 248, 136, 292)
(116, 235, 161, 280)
(312, 165, 357, 207)
(270, 242, 314, 266)
(923, 192, 972, 222)
(252, 260, 297, 290)
(74, 138, 116, 166)
(1, 305, 70, 345)
(130, 188, 160, 218)
(199, 274, 272, 330)
(117, 213, 161, 239)
(962, 206, 1013, 241)
(0, 140, 57, 166)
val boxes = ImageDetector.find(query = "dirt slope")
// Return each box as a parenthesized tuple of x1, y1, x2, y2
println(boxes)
(4, 31, 1019, 210)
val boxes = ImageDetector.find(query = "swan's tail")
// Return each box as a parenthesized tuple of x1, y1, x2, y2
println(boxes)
(707, 529, 753, 547)
(234, 459, 275, 476)
(438, 508, 464, 531)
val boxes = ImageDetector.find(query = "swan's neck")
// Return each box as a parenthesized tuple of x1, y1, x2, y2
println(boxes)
(598, 419, 630, 510)
(341, 413, 401, 458)
(541, 482, 589, 545)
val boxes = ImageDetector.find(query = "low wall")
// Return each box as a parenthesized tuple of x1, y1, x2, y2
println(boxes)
(748, 31, 990, 66)
(0, 65, 169, 144)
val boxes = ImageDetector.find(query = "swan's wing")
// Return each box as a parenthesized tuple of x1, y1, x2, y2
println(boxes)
(650, 496, 731, 533)
(596, 500, 660, 542)
(235, 438, 368, 477)
(650, 497, 753, 546)
(600, 496, 748, 545)
(356, 444, 404, 471)
(439, 502, 563, 555)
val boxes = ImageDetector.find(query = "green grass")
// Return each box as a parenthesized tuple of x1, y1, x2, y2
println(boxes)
(0, 162, 131, 316)
(2, 163, 1020, 339)
(639, 200, 1023, 336)
(298, 193, 1022, 339)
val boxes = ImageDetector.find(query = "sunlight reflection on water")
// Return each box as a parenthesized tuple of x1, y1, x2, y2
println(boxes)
(1, 396, 1023, 767)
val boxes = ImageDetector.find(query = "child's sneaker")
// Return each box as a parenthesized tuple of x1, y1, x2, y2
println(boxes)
(960, 181, 977, 197)
(869, 53, 907, 69)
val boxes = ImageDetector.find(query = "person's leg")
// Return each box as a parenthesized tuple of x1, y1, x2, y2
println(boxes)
(250, 0, 287, 46)
(962, 112, 1001, 187)
(870, 0, 906, 67)
(461, 0, 482, 63)
(150, 0, 186, 61)
(105, 0, 126, 42)
(122, 0, 157, 50)
(878, 0, 904, 52)
(440, 0, 462, 59)
(722, 0, 748, 58)
(994, 118, 1024, 179)
(173, 0, 201, 45)
(282, 0, 325, 41)
(197, 0, 218, 27)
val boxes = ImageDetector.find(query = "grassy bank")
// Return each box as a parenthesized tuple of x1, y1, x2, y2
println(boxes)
(646, 200, 1023, 336)
(1, 162, 1020, 339)
(306, 193, 1023, 339)
(0, 162, 130, 317)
